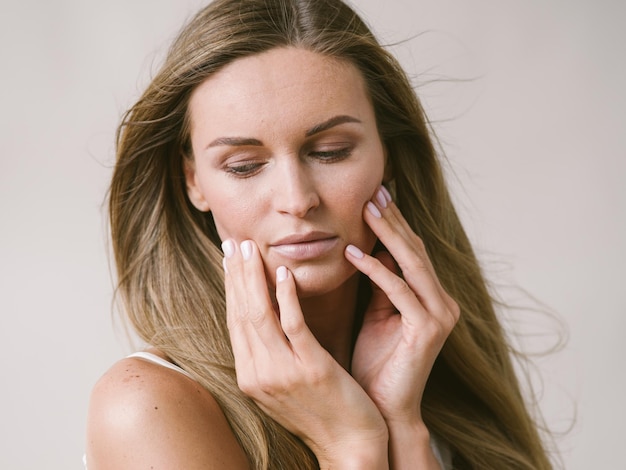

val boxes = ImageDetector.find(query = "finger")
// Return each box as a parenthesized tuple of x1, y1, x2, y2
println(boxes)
(274, 265, 323, 362)
(223, 239, 288, 361)
(236, 240, 289, 353)
(371, 185, 418, 248)
(345, 244, 428, 326)
(366, 187, 437, 279)
(362, 251, 397, 321)
(370, 250, 459, 329)
(373, 193, 460, 320)
(363, 187, 452, 317)
(222, 239, 253, 366)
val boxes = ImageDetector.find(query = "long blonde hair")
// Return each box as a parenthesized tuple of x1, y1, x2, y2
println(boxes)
(109, 0, 554, 468)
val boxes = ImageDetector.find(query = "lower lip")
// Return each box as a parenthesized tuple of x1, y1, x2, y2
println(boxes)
(270, 237, 339, 260)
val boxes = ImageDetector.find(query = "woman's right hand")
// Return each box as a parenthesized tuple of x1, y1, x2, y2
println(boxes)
(222, 239, 389, 469)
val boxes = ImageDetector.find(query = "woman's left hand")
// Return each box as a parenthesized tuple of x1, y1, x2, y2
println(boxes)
(346, 185, 460, 427)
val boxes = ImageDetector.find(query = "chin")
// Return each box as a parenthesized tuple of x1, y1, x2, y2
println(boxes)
(288, 262, 358, 298)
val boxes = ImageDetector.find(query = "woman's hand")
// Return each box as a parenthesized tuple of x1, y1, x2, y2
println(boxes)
(222, 239, 389, 469)
(347, 185, 460, 428)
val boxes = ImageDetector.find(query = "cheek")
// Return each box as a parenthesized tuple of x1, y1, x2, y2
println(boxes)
(207, 195, 261, 242)
(334, 168, 381, 229)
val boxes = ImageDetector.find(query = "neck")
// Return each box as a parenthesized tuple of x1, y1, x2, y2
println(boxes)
(298, 273, 361, 371)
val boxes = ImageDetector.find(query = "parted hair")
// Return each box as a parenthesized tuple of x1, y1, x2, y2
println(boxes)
(109, 0, 553, 468)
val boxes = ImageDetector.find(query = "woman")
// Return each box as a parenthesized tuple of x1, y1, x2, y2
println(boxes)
(86, 0, 554, 468)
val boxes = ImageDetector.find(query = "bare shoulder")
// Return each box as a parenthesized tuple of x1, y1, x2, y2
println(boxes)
(85, 354, 249, 470)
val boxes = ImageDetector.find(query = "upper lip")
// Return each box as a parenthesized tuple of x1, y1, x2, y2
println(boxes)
(270, 231, 337, 246)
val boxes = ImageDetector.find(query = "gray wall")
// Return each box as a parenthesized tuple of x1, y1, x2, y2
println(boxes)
(1, 0, 623, 468)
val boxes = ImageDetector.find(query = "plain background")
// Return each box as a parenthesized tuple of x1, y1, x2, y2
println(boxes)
(1, 0, 624, 468)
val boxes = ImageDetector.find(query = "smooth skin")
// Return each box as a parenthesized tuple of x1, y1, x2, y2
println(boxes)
(85, 350, 250, 469)
(86, 47, 458, 469)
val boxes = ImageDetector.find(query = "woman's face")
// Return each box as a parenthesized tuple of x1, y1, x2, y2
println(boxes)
(185, 47, 386, 296)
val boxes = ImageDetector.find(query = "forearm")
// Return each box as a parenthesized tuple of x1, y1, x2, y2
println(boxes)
(387, 420, 442, 470)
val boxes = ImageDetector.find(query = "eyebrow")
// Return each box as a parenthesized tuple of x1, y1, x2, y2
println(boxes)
(207, 137, 263, 148)
(305, 114, 362, 137)
(206, 115, 362, 149)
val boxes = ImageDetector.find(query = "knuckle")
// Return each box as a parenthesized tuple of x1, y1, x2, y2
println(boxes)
(403, 263, 429, 283)
(237, 375, 258, 397)
(307, 364, 332, 387)
(239, 372, 281, 398)
(248, 308, 268, 328)
(282, 317, 304, 337)
(424, 318, 446, 341)
(389, 276, 412, 297)
(256, 375, 279, 395)
(417, 314, 452, 347)
(407, 233, 427, 255)
(413, 235, 426, 252)
(226, 310, 243, 331)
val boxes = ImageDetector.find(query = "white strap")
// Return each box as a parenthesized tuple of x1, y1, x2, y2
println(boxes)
(127, 351, 194, 379)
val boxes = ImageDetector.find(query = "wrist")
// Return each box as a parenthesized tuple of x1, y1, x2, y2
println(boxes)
(386, 417, 430, 445)
(316, 433, 390, 470)
(386, 420, 443, 470)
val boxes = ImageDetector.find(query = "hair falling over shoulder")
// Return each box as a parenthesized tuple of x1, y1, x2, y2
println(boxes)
(109, 0, 556, 468)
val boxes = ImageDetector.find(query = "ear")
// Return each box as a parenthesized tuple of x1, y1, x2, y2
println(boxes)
(183, 157, 211, 212)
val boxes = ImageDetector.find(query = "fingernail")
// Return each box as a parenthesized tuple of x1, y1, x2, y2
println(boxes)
(366, 201, 381, 218)
(221, 239, 235, 258)
(240, 240, 252, 260)
(381, 185, 392, 203)
(346, 244, 364, 259)
(375, 187, 388, 208)
(276, 265, 288, 282)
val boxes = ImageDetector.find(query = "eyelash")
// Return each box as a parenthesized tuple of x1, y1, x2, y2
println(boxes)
(224, 147, 353, 178)
(225, 162, 264, 177)
(309, 147, 352, 162)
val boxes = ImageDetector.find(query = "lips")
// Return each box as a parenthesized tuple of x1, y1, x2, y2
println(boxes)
(270, 232, 339, 260)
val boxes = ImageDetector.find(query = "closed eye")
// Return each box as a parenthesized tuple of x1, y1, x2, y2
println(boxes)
(224, 161, 265, 177)
(309, 147, 352, 162)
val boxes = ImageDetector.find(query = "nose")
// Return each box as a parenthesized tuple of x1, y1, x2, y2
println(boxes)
(273, 158, 320, 218)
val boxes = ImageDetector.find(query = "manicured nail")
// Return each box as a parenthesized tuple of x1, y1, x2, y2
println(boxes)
(240, 240, 252, 260)
(366, 201, 381, 218)
(346, 244, 364, 259)
(276, 265, 288, 282)
(375, 187, 388, 208)
(221, 239, 235, 258)
(381, 185, 392, 203)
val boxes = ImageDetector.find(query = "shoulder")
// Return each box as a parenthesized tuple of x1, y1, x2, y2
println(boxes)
(85, 353, 249, 469)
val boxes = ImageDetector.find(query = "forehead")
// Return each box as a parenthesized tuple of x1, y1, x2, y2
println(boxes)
(188, 47, 373, 140)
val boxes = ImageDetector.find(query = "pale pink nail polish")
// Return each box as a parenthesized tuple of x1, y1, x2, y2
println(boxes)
(276, 265, 288, 282)
(240, 240, 252, 260)
(381, 185, 392, 203)
(366, 201, 382, 218)
(346, 244, 364, 259)
(221, 239, 235, 258)
(375, 187, 388, 208)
